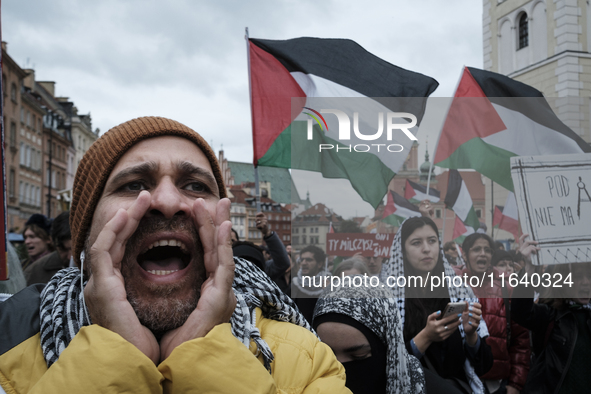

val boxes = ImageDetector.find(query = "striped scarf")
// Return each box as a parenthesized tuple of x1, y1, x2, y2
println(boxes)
(40, 257, 311, 370)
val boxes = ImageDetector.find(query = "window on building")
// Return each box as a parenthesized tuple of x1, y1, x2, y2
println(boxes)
(9, 169, 15, 198)
(476, 209, 482, 219)
(302, 235, 307, 244)
(293, 236, 299, 245)
(11, 83, 17, 103)
(20, 108, 24, 123)
(26, 146, 31, 168)
(26, 111, 30, 127)
(10, 123, 16, 148)
(518, 12, 528, 49)
(20, 143, 26, 165)
(435, 209, 442, 219)
(303, 228, 306, 233)
(19, 182, 24, 203)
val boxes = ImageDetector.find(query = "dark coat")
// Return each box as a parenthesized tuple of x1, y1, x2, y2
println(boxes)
(24, 251, 67, 286)
(512, 272, 591, 394)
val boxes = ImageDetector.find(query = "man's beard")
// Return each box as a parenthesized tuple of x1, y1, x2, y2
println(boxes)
(90, 215, 205, 338)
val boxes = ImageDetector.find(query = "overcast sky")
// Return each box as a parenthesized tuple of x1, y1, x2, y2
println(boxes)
(3, 0, 483, 216)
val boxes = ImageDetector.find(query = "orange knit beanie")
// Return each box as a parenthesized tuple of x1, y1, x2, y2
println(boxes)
(70, 116, 227, 267)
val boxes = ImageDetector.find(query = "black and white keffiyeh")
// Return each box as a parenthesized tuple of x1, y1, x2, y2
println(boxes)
(40, 257, 311, 370)
(292, 268, 331, 297)
(379, 218, 489, 394)
(314, 281, 426, 394)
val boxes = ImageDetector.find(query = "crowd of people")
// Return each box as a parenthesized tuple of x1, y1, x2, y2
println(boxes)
(0, 116, 589, 393)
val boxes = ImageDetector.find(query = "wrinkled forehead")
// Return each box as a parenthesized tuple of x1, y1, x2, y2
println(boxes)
(110, 135, 214, 175)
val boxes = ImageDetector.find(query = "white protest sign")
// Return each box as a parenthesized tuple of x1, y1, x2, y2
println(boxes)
(511, 153, 591, 265)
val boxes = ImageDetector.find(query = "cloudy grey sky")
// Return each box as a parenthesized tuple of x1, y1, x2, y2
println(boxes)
(3, 0, 483, 216)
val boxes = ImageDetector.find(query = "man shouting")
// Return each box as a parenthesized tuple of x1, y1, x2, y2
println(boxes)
(0, 117, 348, 393)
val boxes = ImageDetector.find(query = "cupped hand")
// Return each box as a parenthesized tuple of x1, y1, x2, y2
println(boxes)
(159, 198, 237, 360)
(83, 191, 160, 364)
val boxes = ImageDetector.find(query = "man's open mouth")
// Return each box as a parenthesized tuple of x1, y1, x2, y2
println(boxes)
(137, 239, 191, 276)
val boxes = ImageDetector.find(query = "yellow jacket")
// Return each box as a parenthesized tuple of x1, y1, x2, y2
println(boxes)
(0, 293, 349, 393)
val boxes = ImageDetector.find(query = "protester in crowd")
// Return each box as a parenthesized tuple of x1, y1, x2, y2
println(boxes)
(455, 234, 530, 394)
(21, 214, 54, 271)
(508, 250, 524, 273)
(333, 257, 370, 277)
(495, 241, 505, 251)
(444, 242, 459, 266)
(0, 117, 348, 393)
(232, 240, 266, 271)
(292, 244, 331, 325)
(0, 242, 26, 296)
(314, 279, 427, 394)
(24, 211, 73, 286)
(380, 217, 493, 393)
(367, 256, 385, 276)
(490, 249, 515, 277)
(255, 211, 291, 291)
(512, 234, 591, 394)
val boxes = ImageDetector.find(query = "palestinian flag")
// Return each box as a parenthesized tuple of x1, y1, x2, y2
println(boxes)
(404, 178, 440, 203)
(498, 192, 520, 238)
(453, 216, 487, 243)
(444, 169, 480, 230)
(434, 67, 591, 191)
(492, 205, 504, 228)
(248, 37, 439, 208)
(381, 191, 421, 227)
(453, 215, 475, 242)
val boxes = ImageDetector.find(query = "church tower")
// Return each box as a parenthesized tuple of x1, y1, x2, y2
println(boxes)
(483, 0, 591, 143)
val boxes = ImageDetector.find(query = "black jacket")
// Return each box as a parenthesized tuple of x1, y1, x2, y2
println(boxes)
(511, 272, 591, 394)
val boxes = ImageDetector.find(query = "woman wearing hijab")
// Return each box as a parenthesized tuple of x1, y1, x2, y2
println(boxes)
(313, 279, 426, 394)
(379, 217, 493, 394)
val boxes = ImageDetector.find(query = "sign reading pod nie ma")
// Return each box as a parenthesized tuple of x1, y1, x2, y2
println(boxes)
(326, 233, 394, 258)
(511, 153, 591, 265)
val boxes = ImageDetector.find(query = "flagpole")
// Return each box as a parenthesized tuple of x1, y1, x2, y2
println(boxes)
(245, 27, 262, 213)
(427, 66, 465, 192)
(442, 207, 447, 241)
(490, 179, 495, 239)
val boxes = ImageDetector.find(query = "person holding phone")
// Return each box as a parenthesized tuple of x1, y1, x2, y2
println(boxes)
(379, 217, 493, 394)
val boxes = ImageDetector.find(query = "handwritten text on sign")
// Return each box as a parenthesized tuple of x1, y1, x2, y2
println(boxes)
(511, 153, 591, 265)
(326, 233, 394, 257)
